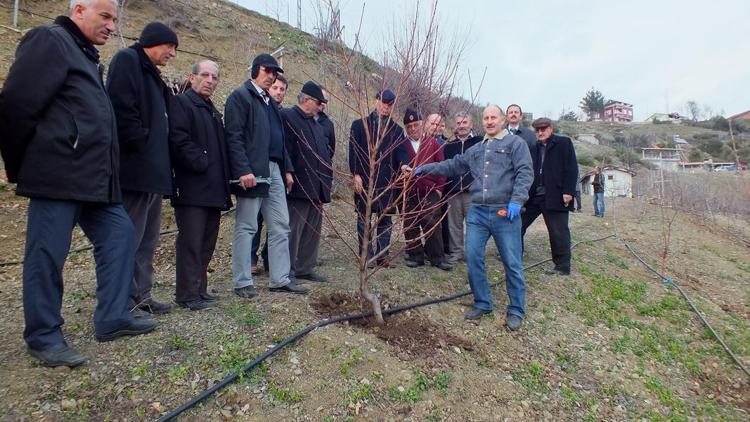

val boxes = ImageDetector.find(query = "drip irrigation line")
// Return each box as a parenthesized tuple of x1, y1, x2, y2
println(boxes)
(609, 196, 750, 379)
(158, 236, 607, 421)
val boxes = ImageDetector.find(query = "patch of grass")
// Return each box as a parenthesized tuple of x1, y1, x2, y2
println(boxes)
(339, 348, 363, 379)
(131, 361, 148, 378)
(571, 265, 648, 327)
(213, 332, 253, 373)
(167, 365, 188, 383)
(426, 409, 444, 421)
(637, 295, 681, 317)
(604, 253, 630, 269)
(344, 382, 373, 406)
(387, 370, 445, 404)
(513, 361, 548, 394)
(269, 382, 303, 405)
(434, 373, 452, 395)
(169, 335, 194, 351)
(644, 376, 685, 413)
(328, 346, 342, 358)
(555, 350, 580, 374)
(225, 304, 263, 330)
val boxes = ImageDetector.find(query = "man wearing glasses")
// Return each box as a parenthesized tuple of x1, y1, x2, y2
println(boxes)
(521, 118, 578, 276)
(225, 53, 308, 299)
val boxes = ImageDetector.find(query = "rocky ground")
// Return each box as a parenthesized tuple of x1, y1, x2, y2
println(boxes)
(0, 187, 748, 421)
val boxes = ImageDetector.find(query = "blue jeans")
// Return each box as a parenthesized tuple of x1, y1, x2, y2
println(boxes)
(593, 192, 605, 216)
(465, 206, 526, 318)
(23, 198, 135, 350)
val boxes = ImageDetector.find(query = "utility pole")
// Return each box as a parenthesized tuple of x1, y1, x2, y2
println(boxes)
(297, 0, 302, 29)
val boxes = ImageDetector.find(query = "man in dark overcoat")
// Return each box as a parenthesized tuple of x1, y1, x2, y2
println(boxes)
(283, 82, 334, 282)
(169, 60, 232, 311)
(107, 21, 178, 315)
(348, 89, 406, 267)
(0, 0, 156, 367)
(506, 104, 537, 149)
(521, 118, 579, 275)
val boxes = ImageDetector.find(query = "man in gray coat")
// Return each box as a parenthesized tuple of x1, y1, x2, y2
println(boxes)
(411, 105, 533, 330)
(0, 0, 156, 367)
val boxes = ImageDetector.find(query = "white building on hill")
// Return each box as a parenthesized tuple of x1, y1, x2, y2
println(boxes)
(580, 167, 635, 197)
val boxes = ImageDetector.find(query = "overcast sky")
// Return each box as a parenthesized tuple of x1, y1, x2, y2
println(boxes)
(237, 0, 749, 120)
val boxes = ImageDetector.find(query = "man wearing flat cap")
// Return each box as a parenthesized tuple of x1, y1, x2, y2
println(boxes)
(521, 118, 578, 276)
(107, 21, 179, 316)
(348, 89, 406, 268)
(282, 81, 333, 283)
(225, 53, 307, 298)
(399, 108, 451, 271)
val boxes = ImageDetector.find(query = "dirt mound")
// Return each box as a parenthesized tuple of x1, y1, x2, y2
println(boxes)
(313, 293, 473, 359)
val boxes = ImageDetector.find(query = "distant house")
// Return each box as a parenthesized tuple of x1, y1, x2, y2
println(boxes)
(729, 110, 750, 122)
(640, 147, 682, 171)
(602, 100, 633, 122)
(580, 167, 635, 197)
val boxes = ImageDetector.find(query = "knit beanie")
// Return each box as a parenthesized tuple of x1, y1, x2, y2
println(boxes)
(139, 22, 178, 48)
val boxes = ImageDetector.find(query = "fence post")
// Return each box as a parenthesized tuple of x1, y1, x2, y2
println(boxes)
(12, 0, 19, 28)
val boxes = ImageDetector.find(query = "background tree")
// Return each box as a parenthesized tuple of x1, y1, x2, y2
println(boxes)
(685, 100, 701, 123)
(559, 108, 578, 121)
(579, 87, 605, 121)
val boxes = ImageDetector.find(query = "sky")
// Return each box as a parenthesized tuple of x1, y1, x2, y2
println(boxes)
(235, 0, 749, 121)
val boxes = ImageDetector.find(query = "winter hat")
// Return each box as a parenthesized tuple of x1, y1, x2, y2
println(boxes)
(139, 22, 178, 48)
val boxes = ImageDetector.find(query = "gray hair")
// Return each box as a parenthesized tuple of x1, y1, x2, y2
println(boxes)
(70, 0, 119, 11)
(191, 60, 220, 76)
(484, 104, 505, 116)
(454, 111, 472, 121)
(297, 92, 312, 104)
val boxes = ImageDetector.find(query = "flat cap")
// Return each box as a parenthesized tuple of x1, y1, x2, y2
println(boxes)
(376, 89, 396, 105)
(403, 108, 422, 125)
(531, 117, 553, 129)
(301, 81, 327, 103)
(251, 53, 283, 73)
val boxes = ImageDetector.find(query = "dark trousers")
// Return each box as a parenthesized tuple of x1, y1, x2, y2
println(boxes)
(121, 191, 162, 306)
(441, 202, 451, 254)
(174, 206, 221, 303)
(250, 211, 268, 266)
(403, 191, 445, 263)
(355, 199, 392, 262)
(23, 198, 135, 350)
(521, 196, 571, 271)
(574, 191, 582, 211)
(288, 198, 322, 276)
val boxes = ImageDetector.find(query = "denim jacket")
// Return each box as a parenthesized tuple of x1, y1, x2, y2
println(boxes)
(420, 131, 533, 208)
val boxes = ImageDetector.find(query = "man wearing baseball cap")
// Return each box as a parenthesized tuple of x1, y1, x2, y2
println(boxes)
(225, 53, 308, 298)
(107, 21, 179, 316)
(521, 118, 578, 276)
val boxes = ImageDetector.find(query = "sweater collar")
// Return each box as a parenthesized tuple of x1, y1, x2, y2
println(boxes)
(54, 16, 100, 63)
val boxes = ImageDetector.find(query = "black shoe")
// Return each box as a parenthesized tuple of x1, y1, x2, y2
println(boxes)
(506, 315, 523, 331)
(544, 267, 570, 276)
(464, 308, 492, 320)
(200, 292, 219, 302)
(296, 272, 328, 283)
(234, 285, 259, 299)
(269, 280, 309, 295)
(137, 298, 173, 315)
(405, 259, 425, 268)
(130, 308, 151, 319)
(95, 318, 157, 342)
(431, 261, 453, 271)
(28, 344, 87, 368)
(178, 298, 214, 311)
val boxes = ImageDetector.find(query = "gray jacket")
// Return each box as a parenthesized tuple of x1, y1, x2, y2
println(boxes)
(420, 131, 533, 208)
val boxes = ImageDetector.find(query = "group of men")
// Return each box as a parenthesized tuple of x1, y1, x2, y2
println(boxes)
(0, 0, 336, 367)
(0, 0, 582, 368)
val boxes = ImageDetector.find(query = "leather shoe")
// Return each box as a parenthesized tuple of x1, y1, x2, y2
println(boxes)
(137, 298, 173, 314)
(269, 280, 309, 295)
(405, 259, 425, 268)
(178, 298, 214, 311)
(432, 261, 453, 271)
(506, 314, 523, 331)
(28, 343, 87, 368)
(464, 308, 492, 320)
(296, 272, 328, 283)
(544, 267, 570, 276)
(200, 292, 219, 302)
(130, 308, 151, 319)
(234, 285, 259, 299)
(95, 318, 157, 342)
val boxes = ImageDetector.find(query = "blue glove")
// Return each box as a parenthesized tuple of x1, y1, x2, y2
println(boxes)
(507, 202, 522, 221)
(414, 166, 424, 176)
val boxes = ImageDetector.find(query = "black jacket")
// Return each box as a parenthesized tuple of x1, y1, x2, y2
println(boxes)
(348, 111, 406, 209)
(283, 105, 333, 203)
(317, 111, 336, 156)
(107, 43, 172, 196)
(527, 134, 578, 211)
(168, 89, 232, 210)
(442, 135, 482, 195)
(0, 16, 120, 203)
(224, 80, 293, 198)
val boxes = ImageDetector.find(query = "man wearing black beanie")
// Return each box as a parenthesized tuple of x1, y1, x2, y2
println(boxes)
(106, 21, 178, 316)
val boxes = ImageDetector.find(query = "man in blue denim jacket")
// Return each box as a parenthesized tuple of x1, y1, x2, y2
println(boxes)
(412, 105, 533, 330)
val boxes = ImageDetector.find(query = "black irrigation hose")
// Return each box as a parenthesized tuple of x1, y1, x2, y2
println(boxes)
(158, 237, 608, 421)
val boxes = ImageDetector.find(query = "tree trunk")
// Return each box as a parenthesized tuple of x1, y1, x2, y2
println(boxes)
(360, 274, 384, 325)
